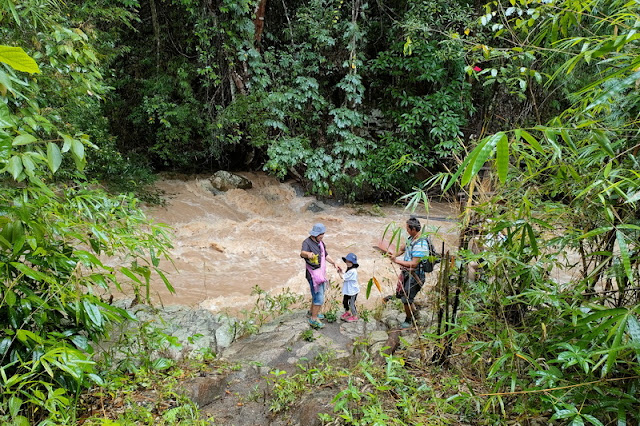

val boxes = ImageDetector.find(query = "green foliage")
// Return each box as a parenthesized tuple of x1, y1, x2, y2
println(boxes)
(402, 0, 640, 423)
(98, 0, 480, 199)
(234, 286, 305, 336)
(98, 320, 181, 374)
(301, 329, 316, 342)
(81, 358, 219, 425)
(0, 3, 174, 423)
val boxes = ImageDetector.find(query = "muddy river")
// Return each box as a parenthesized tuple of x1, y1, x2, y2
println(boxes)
(115, 172, 462, 313)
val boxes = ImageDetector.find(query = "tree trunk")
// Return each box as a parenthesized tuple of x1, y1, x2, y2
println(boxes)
(149, 0, 161, 71)
(254, 0, 268, 45)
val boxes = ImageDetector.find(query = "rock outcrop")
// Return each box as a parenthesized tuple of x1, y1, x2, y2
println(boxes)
(209, 171, 253, 192)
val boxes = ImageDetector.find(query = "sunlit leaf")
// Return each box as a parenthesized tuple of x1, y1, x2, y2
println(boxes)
(496, 132, 509, 183)
(12, 134, 37, 146)
(0, 46, 40, 74)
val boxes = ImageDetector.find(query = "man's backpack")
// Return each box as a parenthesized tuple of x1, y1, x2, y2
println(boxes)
(417, 237, 439, 274)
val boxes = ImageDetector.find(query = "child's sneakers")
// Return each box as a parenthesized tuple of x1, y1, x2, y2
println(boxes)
(340, 312, 351, 320)
(345, 315, 358, 323)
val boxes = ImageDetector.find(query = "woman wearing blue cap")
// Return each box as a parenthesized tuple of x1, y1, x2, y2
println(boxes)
(300, 223, 342, 329)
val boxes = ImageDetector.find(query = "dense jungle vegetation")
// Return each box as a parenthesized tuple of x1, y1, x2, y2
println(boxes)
(1, 0, 639, 424)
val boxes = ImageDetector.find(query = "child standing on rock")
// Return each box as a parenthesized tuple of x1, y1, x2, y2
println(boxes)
(340, 253, 360, 322)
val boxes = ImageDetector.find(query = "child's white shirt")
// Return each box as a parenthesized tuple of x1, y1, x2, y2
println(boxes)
(342, 268, 359, 296)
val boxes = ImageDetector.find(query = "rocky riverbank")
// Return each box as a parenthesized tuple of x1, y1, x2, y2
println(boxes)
(99, 298, 437, 425)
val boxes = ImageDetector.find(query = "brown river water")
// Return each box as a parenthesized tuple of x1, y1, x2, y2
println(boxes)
(114, 172, 462, 313)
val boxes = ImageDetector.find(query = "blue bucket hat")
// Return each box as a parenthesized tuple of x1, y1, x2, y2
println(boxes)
(342, 253, 359, 267)
(309, 223, 326, 237)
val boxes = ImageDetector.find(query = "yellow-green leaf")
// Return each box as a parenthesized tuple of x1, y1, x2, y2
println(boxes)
(496, 132, 509, 183)
(0, 46, 41, 74)
(12, 134, 37, 146)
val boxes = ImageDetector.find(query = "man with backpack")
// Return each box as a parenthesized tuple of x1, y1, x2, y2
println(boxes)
(390, 216, 433, 329)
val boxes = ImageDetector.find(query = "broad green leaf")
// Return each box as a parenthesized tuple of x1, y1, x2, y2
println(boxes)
(559, 128, 577, 152)
(592, 130, 614, 157)
(625, 191, 640, 204)
(496, 133, 509, 183)
(617, 224, 640, 231)
(47, 142, 62, 173)
(152, 358, 174, 371)
(87, 373, 105, 386)
(61, 134, 73, 153)
(525, 223, 539, 255)
(82, 300, 103, 327)
(0, 46, 41, 74)
(70, 334, 89, 350)
(617, 408, 627, 426)
(445, 151, 474, 191)
(552, 409, 578, 420)
(70, 138, 84, 159)
(75, 250, 104, 267)
(5, 289, 16, 306)
(580, 415, 603, 426)
(12, 134, 37, 146)
(21, 154, 35, 177)
(8, 396, 22, 418)
(577, 307, 626, 327)
(7, 155, 23, 179)
(0, 337, 11, 356)
(0, 134, 10, 159)
(13, 416, 29, 426)
(39, 357, 54, 377)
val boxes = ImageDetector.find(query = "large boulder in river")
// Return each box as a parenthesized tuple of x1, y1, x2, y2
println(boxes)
(209, 171, 252, 192)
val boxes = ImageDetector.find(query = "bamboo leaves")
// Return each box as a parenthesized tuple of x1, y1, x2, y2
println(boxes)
(460, 132, 507, 186)
(496, 132, 509, 183)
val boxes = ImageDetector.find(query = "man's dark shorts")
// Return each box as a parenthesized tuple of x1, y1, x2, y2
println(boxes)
(398, 270, 424, 304)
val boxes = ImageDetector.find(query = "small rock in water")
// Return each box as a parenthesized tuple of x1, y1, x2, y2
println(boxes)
(306, 202, 324, 213)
